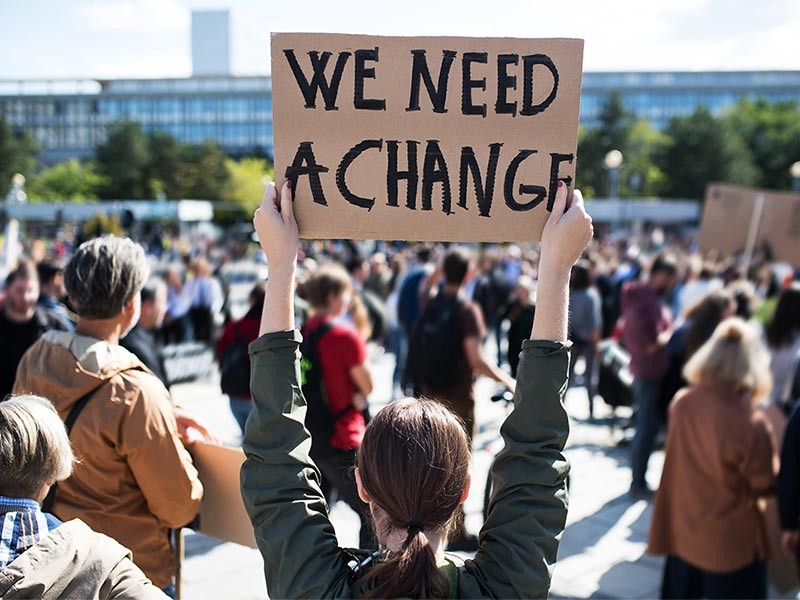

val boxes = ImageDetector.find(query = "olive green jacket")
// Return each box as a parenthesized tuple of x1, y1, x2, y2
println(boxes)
(241, 330, 570, 599)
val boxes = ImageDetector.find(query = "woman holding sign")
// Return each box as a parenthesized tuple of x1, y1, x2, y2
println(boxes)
(241, 179, 592, 598)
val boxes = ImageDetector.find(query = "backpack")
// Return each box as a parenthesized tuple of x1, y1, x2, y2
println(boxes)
(406, 295, 465, 391)
(300, 321, 352, 456)
(219, 323, 251, 397)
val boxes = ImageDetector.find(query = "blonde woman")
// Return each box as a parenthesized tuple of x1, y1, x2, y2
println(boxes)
(0, 395, 164, 598)
(648, 318, 774, 599)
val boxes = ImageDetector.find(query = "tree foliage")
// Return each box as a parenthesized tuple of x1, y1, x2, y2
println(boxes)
(658, 107, 758, 199)
(224, 157, 272, 213)
(27, 158, 107, 201)
(0, 118, 39, 192)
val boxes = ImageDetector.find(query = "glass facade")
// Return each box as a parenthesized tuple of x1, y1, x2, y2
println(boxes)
(0, 71, 798, 162)
(581, 71, 800, 129)
(0, 76, 273, 162)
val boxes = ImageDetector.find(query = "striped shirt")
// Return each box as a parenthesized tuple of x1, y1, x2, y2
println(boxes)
(0, 496, 55, 570)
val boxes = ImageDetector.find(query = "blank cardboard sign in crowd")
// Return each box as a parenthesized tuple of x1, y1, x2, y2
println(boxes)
(271, 33, 585, 242)
(699, 184, 800, 265)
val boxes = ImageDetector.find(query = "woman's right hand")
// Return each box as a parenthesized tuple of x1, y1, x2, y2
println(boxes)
(540, 182, 593, 273)
(254, 181, 299, 275)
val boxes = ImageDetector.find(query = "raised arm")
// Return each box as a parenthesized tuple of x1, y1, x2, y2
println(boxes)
(241, 182, 352, 599)
(462, 183, 593, 598)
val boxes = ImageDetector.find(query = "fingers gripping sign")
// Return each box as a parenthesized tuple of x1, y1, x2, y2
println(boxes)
(254, 181, 300, 271)
(541, 181, 593, 270)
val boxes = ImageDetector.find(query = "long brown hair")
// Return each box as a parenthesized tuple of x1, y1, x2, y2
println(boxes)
(357, 398, 470, 599)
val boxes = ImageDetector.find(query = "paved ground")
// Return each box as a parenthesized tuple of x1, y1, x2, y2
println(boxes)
(169, 346, 788, 599)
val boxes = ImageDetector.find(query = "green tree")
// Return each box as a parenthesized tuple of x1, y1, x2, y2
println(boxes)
(147, 131, 183, 199)
(224, 157, 273, 213)
(576, 92, 635, 198)
(658, 107, 758, 199)
(95, 121, 151, 199)
(723, 99, 800, 190)
(0, 118, 39, 191)
(624, 119, 668, 197)
(27, 158, 107, 201)
(179, 141, 230, 200)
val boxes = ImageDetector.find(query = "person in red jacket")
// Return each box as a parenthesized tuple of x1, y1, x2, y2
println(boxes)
(301, 263, 374, 548)
(216, 283, 265, 433)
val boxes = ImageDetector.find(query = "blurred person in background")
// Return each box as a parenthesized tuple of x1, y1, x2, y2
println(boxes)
(0, 394, 165, 599)
(301, 263, 373, 548)
(396, 246, 434, 394)
(0, 260, 69, 400)
(648, 318, 774, 599)
(471, 248, 514, 366)
(622, 255, 678, 496)
(363, 252, 393, 300)
(503, 275, 536, 379)
(216, 283, 266, 434)
(187, 257, 224, 344)
(122, 278, 169, 387)
(568, 260, 602, 419)
(660, 291, 737, 423)
(12, 237, 205, 595)
(36, 260, 74, 331)
(162, 266, 193, 344)
(765, 284, 800, 411)
(346, 255, 387, 343)
(673, 259, 721, 318)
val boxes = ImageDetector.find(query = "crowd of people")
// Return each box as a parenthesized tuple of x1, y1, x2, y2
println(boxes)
(1, 178, 800, 597)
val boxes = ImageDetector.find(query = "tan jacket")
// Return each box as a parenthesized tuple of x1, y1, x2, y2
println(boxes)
(648, 384, 775, 572)
(13, 331, 203, 588)
(0, 519, 166, 599)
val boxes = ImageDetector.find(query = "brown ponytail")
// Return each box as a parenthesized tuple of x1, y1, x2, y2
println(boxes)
(357, 398, 470, 599)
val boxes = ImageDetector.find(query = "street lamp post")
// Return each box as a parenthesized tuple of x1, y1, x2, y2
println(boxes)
(604, 149, 624, 230)
(3, 173, 27, 273)
(790, 161, 800, 195)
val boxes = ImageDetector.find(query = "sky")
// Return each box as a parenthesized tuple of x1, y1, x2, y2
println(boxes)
(2, 0, 799, 80)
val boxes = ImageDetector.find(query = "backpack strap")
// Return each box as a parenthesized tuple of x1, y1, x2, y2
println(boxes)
(41, 383, 106, 514)
(41, 366, 143, 515)
(302, 320, 353, 421)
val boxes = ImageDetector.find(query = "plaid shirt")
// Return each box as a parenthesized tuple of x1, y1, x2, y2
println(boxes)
(0, 496, 58, 570)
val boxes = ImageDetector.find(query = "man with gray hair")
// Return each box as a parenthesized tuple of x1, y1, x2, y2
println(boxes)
(0, 394, 165, 598)
(13, 236, 204, 594)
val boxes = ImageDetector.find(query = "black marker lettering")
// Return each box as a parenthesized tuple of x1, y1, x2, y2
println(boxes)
(459, 143, 503, 217)
(407, 50, 457, 113)
(421, 140, 453, 213)
(462, 52, 488, 117)
(336, 139, 384, 210)
(504, 149, 546, 211)
(354, 48, 386, 111)
(283, 49, 351, 110)
(387, 140, 420, 209)
(495, 54, 518, 116)
(284, 141, 329, 205)
(521, 54, 559, 116)
(547, 153, 574, 211)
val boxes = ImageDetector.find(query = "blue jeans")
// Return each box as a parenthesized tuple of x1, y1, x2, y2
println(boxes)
(661, 555, 766, 599)
(631, 377, 661, 488)
(229, 396, 252, 434)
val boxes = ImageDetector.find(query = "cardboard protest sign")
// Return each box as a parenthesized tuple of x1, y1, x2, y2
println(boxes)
(699, 184, 800, 265)
(271, 33, 584, 242)
(191, 442, 256, 548)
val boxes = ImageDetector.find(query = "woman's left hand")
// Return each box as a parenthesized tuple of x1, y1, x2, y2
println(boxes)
(254, 181, 299, 275)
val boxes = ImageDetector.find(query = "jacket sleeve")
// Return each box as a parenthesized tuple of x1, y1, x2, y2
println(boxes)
(103, 557, 169, 599)
(118, 373, 203, 528)
(779, 406, 800, 529)
(742, 412, 775, 499)
(460, 339, 571, 599)
(240, 330, 353, 599)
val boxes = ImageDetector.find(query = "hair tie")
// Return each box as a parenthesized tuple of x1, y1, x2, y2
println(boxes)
(406, 520, 424, 535)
